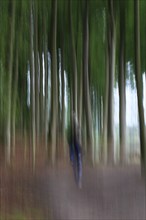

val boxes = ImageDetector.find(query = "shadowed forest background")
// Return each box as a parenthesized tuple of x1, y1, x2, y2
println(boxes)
(0, 0, 146, 219)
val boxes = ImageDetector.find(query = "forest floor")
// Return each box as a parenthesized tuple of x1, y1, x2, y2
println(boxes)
(0, 142, 146, 219)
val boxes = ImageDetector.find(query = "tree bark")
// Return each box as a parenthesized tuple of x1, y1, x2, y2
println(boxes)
(119, 0, 126, 164)
(6, 0, 16, 165)
(83, 0, 93, 163)
(107, 0, 116, 165)
(78, 63, 83, 129)
(61, 44, 66, 154)
(101, 46, 109, 164)
(69, 0, 78, 117)
(39, 51, 44, 136)
(34, 3, 40, 145)
(44, 41, 49, 151)
(12, 48, 19, 157)
(30, 1, 36, 169)
(50, 0, 58, 165)
(134, 0, 146, 175)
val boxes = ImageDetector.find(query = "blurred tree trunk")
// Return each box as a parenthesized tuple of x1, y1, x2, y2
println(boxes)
(30, 1, 36, 169)
(101, 46, 109, 164)
(39, 51, 44, 136)
(134, 0, 146, 175)
(12, 48, 19, 157)
(83, 0, 93, 163)
(78, 63, 83, 129)
(69, 0, 78, 117)
(43, 3, 49, 151)
(34, 3, 40, 145)
(97, 92, 102, 136)
(38, 9, 44, 138)
(6, 0, 16, 164)
(50, 0, 58, 165)
(61, 43, 66, 153)
(107, 0, 116, 164)
(82, 112, 87, 155)
(44, 39, 49, 151)
(119, 0, 126, 164)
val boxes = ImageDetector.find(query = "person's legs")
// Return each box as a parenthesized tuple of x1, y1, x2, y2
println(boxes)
(77, 152, 82, 188)
(69, 144, 74, 165)
(74, 141, 82, 188)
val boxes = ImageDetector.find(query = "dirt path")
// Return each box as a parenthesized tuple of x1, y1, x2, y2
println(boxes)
(1, 164, 145, 220)
(36, 165, 146, 220)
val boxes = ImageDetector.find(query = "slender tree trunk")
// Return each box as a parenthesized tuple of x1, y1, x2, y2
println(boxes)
(6, 0, 16, 164)
(43, 4, 49, 151)
(107, 0, 116, 165)
(97, 92, 102, 136)
(82, 111, 87, 155)
(69, 0, 78, 117)
(38, 11, 44, 138)
(83, 0, 94, 163)
(78, 64, 83, 129)
(119, 0, 126, 164)
(56, 50, 61, 146)
(30, 1, 36, 169)
(50, 0, 58, 165)
(61, 45, 66, 154)
(34, 4, 40, 145)
(12, 48, 19, 157)
(101, 46, 109, 164)
(134, 0, 146, 175)
(39, 51, 44, 136)
(24, 127, 27, 162)
(44, 43, 49, 150)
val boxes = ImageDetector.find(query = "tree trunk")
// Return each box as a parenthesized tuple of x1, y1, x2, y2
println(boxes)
(6, 0, 16, 165)
(50, 0, 58, 165)
(78, 63, 83, 129)
(107, 0, 116, 165)
(38, 10, 44, 138)
(44, 42, 49, 151)
(34, 4, 40, 145)
(30, 1, 36, 169)
(119, 0, 126, 164)
(101, 46, 109, 164)
(69, 0, 78, 117)
(83, 0, 93, 163)
(61, 45, 66, 154)
(39, 51, 44, 136)
(134, 0, 146, 175)
(12, 48, 19, 157)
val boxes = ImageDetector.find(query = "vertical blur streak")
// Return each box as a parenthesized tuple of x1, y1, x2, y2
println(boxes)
(6, 0, 16, 165)
(134, 0, 146, 174)
(119, 0, 126, 164)
(30, 0, 36, 169)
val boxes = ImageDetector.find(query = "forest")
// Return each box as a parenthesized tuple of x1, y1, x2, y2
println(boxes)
(0, 0, 146, 219)
(0, 0, 145, 168)
(0, 0, 146, 220)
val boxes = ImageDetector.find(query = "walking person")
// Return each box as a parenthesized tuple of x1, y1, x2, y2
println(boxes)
(68, 112, 82, 188)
